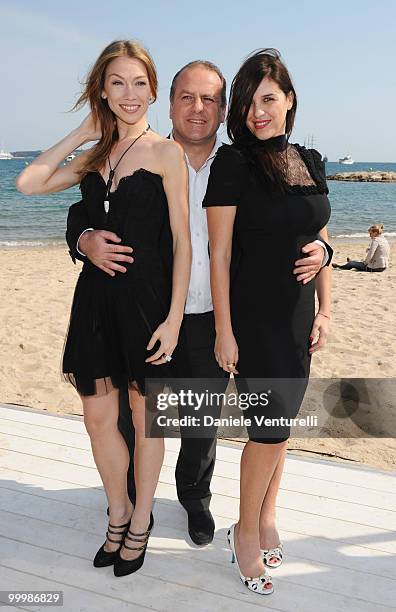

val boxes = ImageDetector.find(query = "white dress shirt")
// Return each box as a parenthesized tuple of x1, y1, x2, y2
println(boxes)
(77, 136, 328, 315)
(182, 135, 223, 314)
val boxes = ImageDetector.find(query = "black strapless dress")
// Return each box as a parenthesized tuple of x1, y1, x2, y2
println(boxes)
(62, 169, 188, 396)
(203, 140, 331, 442)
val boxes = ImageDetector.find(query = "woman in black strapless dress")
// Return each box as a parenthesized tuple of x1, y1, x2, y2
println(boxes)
(16, 40, 191, 577)
(203, 49, 331, 595)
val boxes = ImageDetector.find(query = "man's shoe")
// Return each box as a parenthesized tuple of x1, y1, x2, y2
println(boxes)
(188, 509, 215, 545)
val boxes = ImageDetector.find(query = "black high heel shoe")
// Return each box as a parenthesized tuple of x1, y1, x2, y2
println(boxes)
(113, 512, 154, 577)
(93, 518, 131, 568)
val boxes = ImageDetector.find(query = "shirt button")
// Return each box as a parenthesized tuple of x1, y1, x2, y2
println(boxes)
(196, 232, 200, 237)
(198, 261, 202, 266)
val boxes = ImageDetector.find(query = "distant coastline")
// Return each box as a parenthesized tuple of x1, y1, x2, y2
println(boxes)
(2, 158, 396, 245)
(10, 150, 42, 158)
(10, 149, 84, 158)
(327, 171, 396, 183)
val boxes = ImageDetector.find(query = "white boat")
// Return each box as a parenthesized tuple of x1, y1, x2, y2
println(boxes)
(339, 154, 354, 165)
(0, 148, 14, 160)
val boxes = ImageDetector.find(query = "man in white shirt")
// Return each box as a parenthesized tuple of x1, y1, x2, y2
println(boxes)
(66, 60, 330, 545)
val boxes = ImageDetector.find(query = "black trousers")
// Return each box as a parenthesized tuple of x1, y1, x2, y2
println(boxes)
(117, 310, 228, 512)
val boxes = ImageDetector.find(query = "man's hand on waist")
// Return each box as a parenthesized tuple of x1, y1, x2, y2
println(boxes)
(293, 241, 326, 284)
(78, 229, 134, 277)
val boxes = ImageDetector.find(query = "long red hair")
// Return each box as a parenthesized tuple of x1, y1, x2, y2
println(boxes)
(73, 40, 158, 176)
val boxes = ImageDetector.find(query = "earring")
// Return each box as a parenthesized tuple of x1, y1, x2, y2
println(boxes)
(148, 96, 154, 104)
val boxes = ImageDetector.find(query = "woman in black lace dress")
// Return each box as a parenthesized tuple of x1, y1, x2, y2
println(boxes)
(203, 49, 331, 595)
(16, 40, 191, 576)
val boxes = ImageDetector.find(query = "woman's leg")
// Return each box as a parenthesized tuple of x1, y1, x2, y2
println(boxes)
(119, 387, 165, 561)
(235, 440, 287, 579)
(333, 260, 366, 270)
(82, 378, 133, 552)
(259, 442, 287, 555)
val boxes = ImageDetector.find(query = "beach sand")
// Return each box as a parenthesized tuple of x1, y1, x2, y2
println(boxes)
(1, 241, 395, 470)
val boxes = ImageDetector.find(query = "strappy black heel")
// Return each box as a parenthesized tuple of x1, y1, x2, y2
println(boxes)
(113, 512, 154, 577)
(93, 518, 131, 568)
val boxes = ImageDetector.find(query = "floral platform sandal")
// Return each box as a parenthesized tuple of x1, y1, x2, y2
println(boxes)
(227, 524, 274, 596)
(261, 542, 283, 568)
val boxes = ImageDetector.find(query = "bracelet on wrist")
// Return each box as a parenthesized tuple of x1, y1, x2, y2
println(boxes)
(317, 311, 331, 320)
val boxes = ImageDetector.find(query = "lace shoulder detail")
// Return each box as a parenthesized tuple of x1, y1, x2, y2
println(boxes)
(291, 144, 329, 194)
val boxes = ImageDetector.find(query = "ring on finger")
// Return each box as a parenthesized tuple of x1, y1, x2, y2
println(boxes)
(163, 353, 172, 362)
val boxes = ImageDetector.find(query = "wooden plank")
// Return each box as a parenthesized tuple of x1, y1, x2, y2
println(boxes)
(0, 538, 279, 612)
(1, 476, 394, 575)
(1, 506, 396, 595)
(157, 464, 396, 532)
(0, 452, 102, 488)
(1, 450, 395, 555)
(2, 434, 395, 531)
(162, 448, 396, 510)
(1, 470, 395, 580)
(0, 467, 104, 510)
(1, 536, 390, 612)
(2, 405, 396, 610)
(2, 405, 395, 491)
(0, 565, 150, 612)
(0, 420, 91, 450)
(2, 420, 395, 512)
(0, 434, 96, 469)
(0, 405, 85, 434)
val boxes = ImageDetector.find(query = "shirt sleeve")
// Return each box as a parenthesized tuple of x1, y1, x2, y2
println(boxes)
(66, 199, 91, 264)
(364, 238, 378, 265)
(202, 145, 248, 207)
(76, 228, 94, 256)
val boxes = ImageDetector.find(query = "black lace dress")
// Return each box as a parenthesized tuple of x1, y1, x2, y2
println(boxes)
(203, 136, 331, 442)
(62, 169, 188, 396)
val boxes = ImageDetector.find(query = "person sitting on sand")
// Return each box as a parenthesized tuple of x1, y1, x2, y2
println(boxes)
(332, 224, 390, 272)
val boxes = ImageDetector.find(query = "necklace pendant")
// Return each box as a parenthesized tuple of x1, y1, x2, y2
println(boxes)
(104, 200, 109, 214)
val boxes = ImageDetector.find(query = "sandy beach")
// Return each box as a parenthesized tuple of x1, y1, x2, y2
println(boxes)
(1, 241, 395, 470)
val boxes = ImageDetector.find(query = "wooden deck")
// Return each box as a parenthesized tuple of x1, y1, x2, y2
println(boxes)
(0, 403, 395, 611)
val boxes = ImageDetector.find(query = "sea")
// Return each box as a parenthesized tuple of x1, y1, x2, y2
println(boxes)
(1, 157, 396, 247)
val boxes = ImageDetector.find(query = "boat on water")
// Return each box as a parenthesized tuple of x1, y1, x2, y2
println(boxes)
(0, 148, 15, 160)
(339, 154, 354, 165)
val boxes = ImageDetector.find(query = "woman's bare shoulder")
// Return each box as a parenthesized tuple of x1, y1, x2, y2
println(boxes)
(152, 137, 185, 169)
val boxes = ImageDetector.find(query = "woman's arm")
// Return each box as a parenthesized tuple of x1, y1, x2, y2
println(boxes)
(309, 225, 332, 354)
(363, 238, 378, 266)
(145, 140, 192, 365)
(206, 206, 239, 373)
(16, 114, 101, 195)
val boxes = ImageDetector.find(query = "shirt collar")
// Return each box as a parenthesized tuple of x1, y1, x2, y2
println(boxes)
(169, 131, 224, 169)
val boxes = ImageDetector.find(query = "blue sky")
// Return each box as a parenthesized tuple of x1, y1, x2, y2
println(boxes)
(1, 0, 395, 161)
